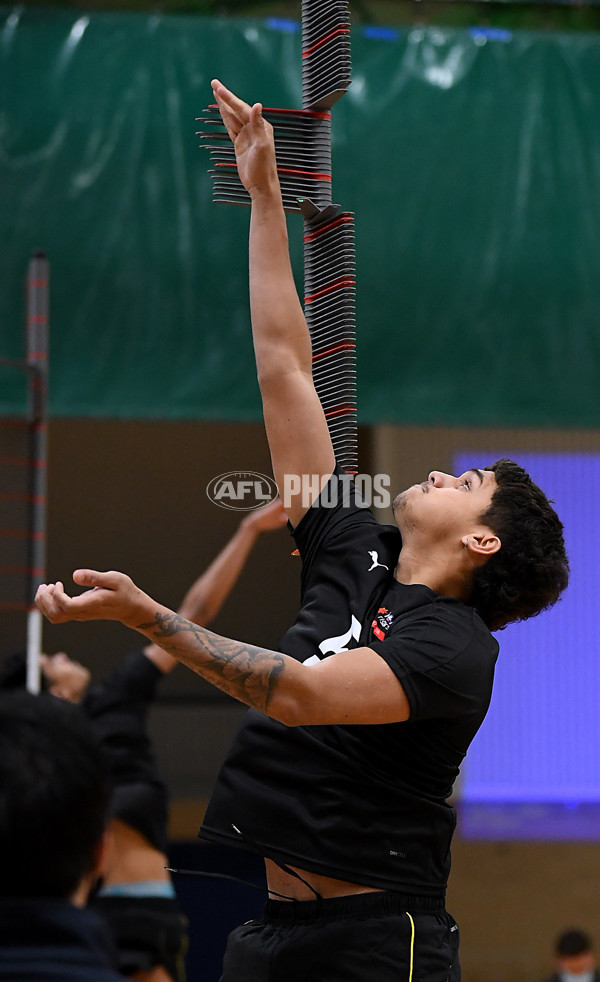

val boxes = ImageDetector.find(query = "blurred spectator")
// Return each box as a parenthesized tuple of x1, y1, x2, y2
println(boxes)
(0, 689, 123, 981)
(540, 929, 600, 982)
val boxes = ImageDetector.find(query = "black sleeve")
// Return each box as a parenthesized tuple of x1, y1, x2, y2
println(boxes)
(291, 465, 380, 585)
(83, 648, 162, 718)
(82, 649, 163, 788)
(368, 605, 497, 721)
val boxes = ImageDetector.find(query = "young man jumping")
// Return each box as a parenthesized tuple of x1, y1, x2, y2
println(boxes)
(36, 80, 569, 981)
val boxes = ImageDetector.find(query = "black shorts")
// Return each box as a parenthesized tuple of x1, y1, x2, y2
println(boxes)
(90, 895, 188, 982)
(219, 891, 460, 982)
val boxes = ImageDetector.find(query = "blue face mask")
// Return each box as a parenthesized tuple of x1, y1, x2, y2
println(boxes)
(560, 972, 594, 982)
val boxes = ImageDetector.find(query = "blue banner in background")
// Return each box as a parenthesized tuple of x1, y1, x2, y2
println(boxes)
(457, 450, 600, 839)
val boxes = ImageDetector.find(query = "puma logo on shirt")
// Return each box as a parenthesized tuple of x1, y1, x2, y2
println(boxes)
(368, 551, 389, 572)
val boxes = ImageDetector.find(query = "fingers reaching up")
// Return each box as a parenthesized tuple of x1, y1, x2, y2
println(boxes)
(210, 78, 277, 197)
(211, 78, 255, 138)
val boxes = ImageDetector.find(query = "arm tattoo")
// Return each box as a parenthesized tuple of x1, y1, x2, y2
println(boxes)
(138, 611, 286, 715)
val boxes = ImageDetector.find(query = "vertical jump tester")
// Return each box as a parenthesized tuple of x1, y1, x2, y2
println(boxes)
(199, 0, 357, 476)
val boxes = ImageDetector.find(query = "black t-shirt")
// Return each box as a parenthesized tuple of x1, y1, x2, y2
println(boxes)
(83, 649, 169, 854)
(200, 469, 499, 894)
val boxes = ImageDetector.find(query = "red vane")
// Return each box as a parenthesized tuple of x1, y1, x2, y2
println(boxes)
(305, 278, 355, 303)
(324, 406, 356, 420)
(215, 163, 331, 181)
(304, 215, 354, 242)
(312, 342, 356, 362)
(303, 27, 351, 58)
(278, 167, 331, 181)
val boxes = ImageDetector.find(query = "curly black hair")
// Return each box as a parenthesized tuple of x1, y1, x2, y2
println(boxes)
(469, 458, 569, 632)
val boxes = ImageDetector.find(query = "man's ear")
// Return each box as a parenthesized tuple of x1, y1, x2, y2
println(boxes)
(462, 531, 501, 558)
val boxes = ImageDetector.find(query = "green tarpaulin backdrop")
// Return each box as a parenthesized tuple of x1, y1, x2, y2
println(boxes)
(1, 8, 600, 425)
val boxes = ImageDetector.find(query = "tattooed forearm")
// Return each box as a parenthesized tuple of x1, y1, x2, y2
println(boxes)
(138, 611, 286, 715)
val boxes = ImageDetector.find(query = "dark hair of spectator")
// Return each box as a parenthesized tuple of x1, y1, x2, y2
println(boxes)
(0, 690, 110, 898)
(555, 929, 594, 958)
(0, 650, 48, 691)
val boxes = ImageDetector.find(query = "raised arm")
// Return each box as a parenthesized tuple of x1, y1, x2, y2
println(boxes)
(211, 80, 335, 526)
(143, 498, 287, 674)
(36, 571, 409, 726)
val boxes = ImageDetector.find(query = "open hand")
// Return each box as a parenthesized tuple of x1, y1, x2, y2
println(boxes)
(35, 569, 148, 629)
(211, 79, 278, 196)
(242, 497, 288, 533)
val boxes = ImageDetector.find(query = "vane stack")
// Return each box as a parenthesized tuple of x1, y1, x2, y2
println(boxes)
(199, 0, 357, 473)
(301, 0, 351, 111)
(302, 206, 356, 472)
(300, 0, 355, 474)
(200, 106, 333, 215)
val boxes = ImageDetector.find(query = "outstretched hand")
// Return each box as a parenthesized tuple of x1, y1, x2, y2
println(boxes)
(211, 78, 278, 196)
(35, 570, 149, 629)
(242, 497, 288, 533)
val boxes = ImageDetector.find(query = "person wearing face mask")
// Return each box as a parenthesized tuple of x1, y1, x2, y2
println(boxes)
(539, 929, 600, 982)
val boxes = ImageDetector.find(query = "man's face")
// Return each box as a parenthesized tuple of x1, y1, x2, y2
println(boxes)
(392, 468, 498, 546)
(558, 952, 596, 977)
(40, 651, 91, 704)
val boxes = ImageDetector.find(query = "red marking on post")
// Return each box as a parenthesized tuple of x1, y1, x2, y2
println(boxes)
(0, 492, 46, 504)
(215, 163, 331, 181)
(324, 406, 355, 419)
(303, 27, 351, 58)
(304, 215, 354, 242)
(312, 342, 356, 362)
(0, 565, 44, 575)
(0, 528, 45, 540)
(0, 457, 46, 467)
(304, 279, 355, 303)
(278, 167, 331, 181)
